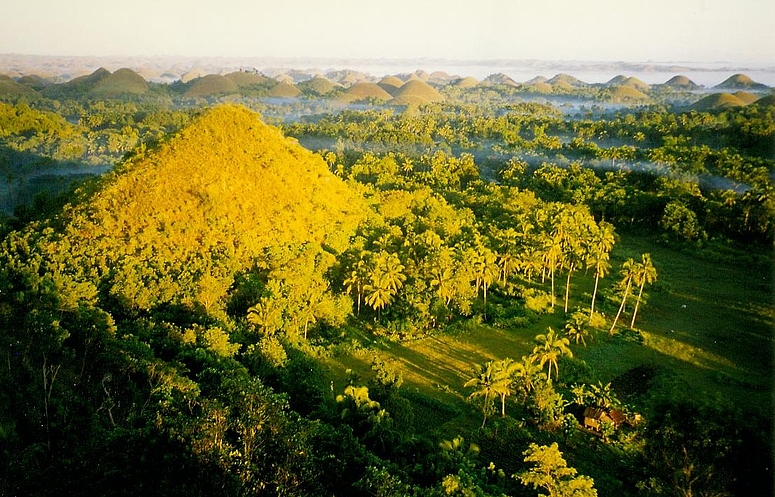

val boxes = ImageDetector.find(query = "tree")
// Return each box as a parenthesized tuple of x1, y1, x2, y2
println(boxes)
(532, 328, 573, 381)
(585, 222, 615, 316)
(629, 253, 657, 328)
(515, 443, 597, 497)
(343, 258, 369, 315)
(364, 251, 406, 316)
(464, 361, 509, 428)
(494, 358, 520, 417)
(609, 258, 636, 334)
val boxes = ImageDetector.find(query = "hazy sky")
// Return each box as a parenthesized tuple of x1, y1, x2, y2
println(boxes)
(2, 0, 773, 64)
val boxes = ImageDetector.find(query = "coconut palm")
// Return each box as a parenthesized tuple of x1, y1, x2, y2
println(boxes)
(630, 253, 657, 328)
(609, 258, 637, 334)
(564, 311, 590, 347)
(464, 361, 510, 428)
(532, 328, 573, 381)
(494, 358, 520, 417)
(586, 221, 615, 316)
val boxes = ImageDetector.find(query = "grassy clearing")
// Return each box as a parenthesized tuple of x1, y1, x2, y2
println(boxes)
(325, 233, 774, 433)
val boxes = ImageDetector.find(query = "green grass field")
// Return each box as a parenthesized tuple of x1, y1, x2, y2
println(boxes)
(326, 233, 774, 435)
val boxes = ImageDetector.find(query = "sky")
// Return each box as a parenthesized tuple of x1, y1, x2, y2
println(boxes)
(1, 0, 774, 64)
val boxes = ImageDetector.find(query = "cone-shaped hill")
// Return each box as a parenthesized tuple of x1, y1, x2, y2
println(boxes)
(391, 80, 444, 105)
(269, 81, 302, 98)
(451, 76, 479, 88)
(298, 75, 336, 96)
(377, 76, 404, 95)
(224, 71, 271, 88)
(90, 68, 149, 96)
(0, 75, 39, 98)
(337, 82, 393, 103)
(662, 75, 701, 90)
(548, 73, 588, 87)
(714, 74, 769, 91)
(42, 67, 111, 97)
(690, 92, 747, 111)
(23, 104, 368, 312)
(184, 74, 239, 98)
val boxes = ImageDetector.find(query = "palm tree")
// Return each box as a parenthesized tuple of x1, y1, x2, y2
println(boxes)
(364, 251, 406, 317)
(343, 259, 368, 315)
(493, 358, 520, 417)
(586, 222, 615, 316)
(532, 328, 573, 381)
(630, 253, 657, 328)
(564, 311, 590, 347)
(513, 354, 543, 399)
(609, 258, 637, 334)
(464, 361, 509, 428)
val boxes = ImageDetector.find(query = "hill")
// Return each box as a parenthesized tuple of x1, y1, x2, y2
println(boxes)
(377, 76, 404, 95)
(19, 104, 367, 312)
(451, 76, 479, 88)
(603, 85, 650, 103)
(297, 75, 336, 96)
(337, 82, 392, 103)
(223, 71, 271, 88)
(732, 91, 759, 105)
(548, 73, 588, 87)
(690, 92, 746, 111)
(16, 74, 51, 91)
(714, 74, 769, 91)
(0, 75, 39, 98)
(391, 80, 444, 105)
(90, 68, 149, 96)
(42, 67, 110, 97)
(661, 75, 701, 90)
(621, 76, 650, 92)
(483, 73, 519, 86)
(269, 81, 302, 98)
(184, 74, 238, 98)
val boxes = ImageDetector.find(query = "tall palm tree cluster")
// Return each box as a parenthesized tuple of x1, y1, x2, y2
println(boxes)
(464, 328, 573, 428)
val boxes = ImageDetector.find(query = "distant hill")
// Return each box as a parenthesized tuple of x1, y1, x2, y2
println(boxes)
(603, 85, 650, 103)
(391, 80, 444, 105)
(690, 93, 746, 111)
(184, 74, 238, 98)
(223, 71, 271, 88)
(29, 104, 367, 311)
(605, 75, 629, 86)
(298, 75, 336, 96)
(621, 77, 650, 92)
(42, 67, 110, 97)
(451, 76, 479, 88)
(732, 91, 759, 105)
(661, 75, 701, 90)
(548, 73, 588, 87)
(523, 82, 554, 94)
(377, 76, 404, 95)
(0, 75, 39, 98)
(16, 74, 51, 91)
(714, 74, 769, 91)
(269, 81, 302, 98)
(90, 68, 149, 96)
(483, 73, 519, 86)
(337, 82, 392, 103)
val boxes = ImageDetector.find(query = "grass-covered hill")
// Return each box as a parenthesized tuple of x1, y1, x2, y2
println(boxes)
(377, 75, 404, 95)
(41, 67, 111, 98)
(269, 81, 302, 98)
(337, 82, 393, 103)
(391, 79, 444, 105)
(661, 74, 701, 90)
(6, 104, 367, 313)
(183, 74, 239, 98)
(714, 73, 770, 91)
(297, 75, 336, 96)
(690, 92, 748, 111)
(90, 68, 149, 97)
(223, 70, 271, 88)
(0, 75, 39, 98)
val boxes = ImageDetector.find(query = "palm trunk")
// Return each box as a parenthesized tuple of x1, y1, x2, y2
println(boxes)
(630, 280, 646, 328)
(609, 278, 632, 334)
(590, 270, 600, 316)
(550, 266, 556, 309)
(501, 393, 506, 417)
(564, 264, 574, 313)
(482, 391, 490, 428)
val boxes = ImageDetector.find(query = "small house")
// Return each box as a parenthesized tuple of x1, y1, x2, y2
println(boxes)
(583, 407, 626, 432)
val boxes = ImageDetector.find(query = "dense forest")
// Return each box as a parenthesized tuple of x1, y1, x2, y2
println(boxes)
(0, 68, 773, 496)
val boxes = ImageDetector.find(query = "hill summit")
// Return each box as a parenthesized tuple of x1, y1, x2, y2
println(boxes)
(28, 104, 367, 312)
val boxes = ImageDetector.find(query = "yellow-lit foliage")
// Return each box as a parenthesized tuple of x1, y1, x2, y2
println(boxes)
(24, 104, 368, 312)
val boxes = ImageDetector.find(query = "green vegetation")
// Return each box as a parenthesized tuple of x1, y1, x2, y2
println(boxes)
(0, 67, 772, 496)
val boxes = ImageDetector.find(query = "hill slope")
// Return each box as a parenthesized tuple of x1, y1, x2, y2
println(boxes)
(14, 104, 367, 312)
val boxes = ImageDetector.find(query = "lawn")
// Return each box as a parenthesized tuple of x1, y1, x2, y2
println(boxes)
(325, 233, 774, 432)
